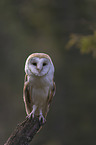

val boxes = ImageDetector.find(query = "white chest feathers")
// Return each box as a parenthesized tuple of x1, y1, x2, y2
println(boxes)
(32, 86, 49, 107)
(29, 75, 52, 108)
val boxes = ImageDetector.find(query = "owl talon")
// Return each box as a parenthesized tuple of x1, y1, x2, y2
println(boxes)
(32, 113, 35, 118)
(39, 114, 46, 124)
(26, 112, 35, 119)
(27, 105, 37, 118)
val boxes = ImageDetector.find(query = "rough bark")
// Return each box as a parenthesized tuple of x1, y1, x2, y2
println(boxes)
(4, 116, 45, 145)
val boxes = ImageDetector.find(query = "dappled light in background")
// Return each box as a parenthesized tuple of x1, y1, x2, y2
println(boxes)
(66, 31, 96, 57)
(0, 0, 96, 145)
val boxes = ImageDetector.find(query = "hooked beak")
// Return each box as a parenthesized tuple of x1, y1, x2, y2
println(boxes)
(37, 69, 41, 73)
(37, 64, 43, 73)
(37, 67, 42, 73)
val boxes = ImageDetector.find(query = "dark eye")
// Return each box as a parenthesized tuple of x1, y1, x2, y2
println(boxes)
(32, 62, 37, 66)
(43, 63, 47, 66)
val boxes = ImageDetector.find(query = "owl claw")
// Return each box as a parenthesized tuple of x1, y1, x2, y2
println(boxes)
(39, 109, 46, 124)
(27, 105, 37, 118)
(27, 112, 35, 119)
(39, 114, 46, 124)
(31, 113, 35, 118)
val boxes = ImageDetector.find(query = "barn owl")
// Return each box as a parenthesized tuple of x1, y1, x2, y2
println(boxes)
(23, 53, 56, 123)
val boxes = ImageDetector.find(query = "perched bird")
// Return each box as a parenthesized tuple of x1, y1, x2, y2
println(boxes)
(23, 53, 56, 123)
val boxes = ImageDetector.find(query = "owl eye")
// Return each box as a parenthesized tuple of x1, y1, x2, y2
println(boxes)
(32, 62, 37, 66)
(43, 62, 47, 66)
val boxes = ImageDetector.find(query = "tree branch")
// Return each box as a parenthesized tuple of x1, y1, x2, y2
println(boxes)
(4, 116, 45, 145)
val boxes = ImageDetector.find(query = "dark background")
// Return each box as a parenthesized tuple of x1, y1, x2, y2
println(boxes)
(0, 0, 96, 145)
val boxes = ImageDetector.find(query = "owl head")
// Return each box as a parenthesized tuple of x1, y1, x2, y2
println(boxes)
(25, 53, 54, 77)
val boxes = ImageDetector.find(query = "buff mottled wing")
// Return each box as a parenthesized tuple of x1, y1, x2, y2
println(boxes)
(23, 75, 33, 115)
(46, 81, 56, 116)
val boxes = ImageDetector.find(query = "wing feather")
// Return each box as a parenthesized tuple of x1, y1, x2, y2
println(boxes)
(23, 75, 33, 115)
(45, 80, 56, 117)
(49, 81, 56, 104)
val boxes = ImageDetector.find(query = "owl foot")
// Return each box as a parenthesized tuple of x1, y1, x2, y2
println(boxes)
(39, 109, 46, 124)
(27, 112, 35, 119)
(39, 114, 46, 124)
(27, 111, 36, 118)
(27, 105, 37, 119)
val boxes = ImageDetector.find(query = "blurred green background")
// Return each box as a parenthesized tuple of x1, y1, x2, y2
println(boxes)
(0, 0, 96, 145)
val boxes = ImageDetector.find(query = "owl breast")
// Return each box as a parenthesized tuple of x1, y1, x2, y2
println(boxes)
(28, 71, 53, 87)
(29, 74, 52, 112)
(27, 68, 53, 116)
(31, 79, 50, 116)
(32, 86, 49, 106)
